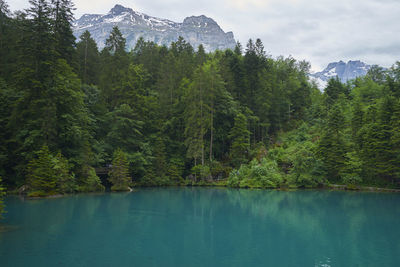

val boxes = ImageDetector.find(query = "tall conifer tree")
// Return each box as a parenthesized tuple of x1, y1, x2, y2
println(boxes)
(51, 0, 76, 64)
(108, 148, 131, 191)
(76, 30, 99, 84)
(229, 113, 250, 167)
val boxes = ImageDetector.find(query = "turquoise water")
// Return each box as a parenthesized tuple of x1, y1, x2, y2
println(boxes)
(1, 188, 399, 266)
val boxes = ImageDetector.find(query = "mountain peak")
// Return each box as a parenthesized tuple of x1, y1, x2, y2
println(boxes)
(73, 4, 236, 52)
(109, 4, 132, 15)
(183, 15, 217, 24)
(182, 15, 220, 31)
(310, 60, 373, 90)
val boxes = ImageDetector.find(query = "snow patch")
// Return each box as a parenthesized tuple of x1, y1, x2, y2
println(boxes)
(75, 24, 94, 30)
(104, 12, 129, 23)
(326, 67, 337, 77)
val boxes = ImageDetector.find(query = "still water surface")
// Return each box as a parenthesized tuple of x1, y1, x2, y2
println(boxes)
(1, 188, 399, 266)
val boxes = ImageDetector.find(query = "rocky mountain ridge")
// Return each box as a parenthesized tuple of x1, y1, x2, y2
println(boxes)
(310, 60, 372, 89)
(73, 4, 236, 52)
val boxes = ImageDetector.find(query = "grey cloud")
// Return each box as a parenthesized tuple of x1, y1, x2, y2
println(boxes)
(8, 0, 400, 70)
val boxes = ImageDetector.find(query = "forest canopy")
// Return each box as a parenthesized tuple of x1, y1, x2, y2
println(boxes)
(0, 0, 399, 199)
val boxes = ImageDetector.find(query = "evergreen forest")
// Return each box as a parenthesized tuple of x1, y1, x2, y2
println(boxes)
(1, 0, 400, 210)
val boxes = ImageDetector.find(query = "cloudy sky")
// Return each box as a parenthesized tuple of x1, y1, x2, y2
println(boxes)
(9, 0, 400, 71)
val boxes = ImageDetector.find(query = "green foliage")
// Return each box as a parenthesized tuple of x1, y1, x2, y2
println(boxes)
(52, 0, 76, 64)
(184, 59, 225, 165)
(324, 77, 349, 108)
(286, 141, 324, 187)
(191, 164, 212, 181)
(318, 103, 346, 182)
(27, 146, 58, 195)
(108, 149, 131, 191)
(54, 152, 76, 194)
(167, 158, 184, 184)
(139, 167, 161, 186)
(26, 146, 77, 196)
(106, 104, 144, 153)
(77, 165, 104, 192)
(0, 79, 13, 180)
(104, 26, 126, 55)
(228, 159, 283, 188)
(76, 30, 99, 84)
(227, 122, 327, 189)
(341, 152, 362, 185)
(0, 2, 399, 191)
(229, 112, 250, 167)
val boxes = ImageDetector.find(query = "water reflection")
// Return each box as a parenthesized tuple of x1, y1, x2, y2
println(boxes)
(0, 188, 399, 267)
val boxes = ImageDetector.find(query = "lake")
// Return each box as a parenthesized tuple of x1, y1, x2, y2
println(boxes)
(1, 188, 399, 266)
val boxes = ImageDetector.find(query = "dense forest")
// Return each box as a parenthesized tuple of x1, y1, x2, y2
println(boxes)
(0, 0, 400, 209)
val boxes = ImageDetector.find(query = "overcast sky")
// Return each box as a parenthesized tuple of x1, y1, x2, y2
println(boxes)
(9, 0, 400, 71)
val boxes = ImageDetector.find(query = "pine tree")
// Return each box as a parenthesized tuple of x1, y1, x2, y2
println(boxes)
(243, 38, 260, 108)
(118, 64, 150, 109)
(0, 78, 12, 180)
(171, 37, 195, 82)
(106, 104, 144, 153)
(387, 62, 400, 98)
(50, 59, 89, 163)
(10, 0, 57, 167)
(203, 60, 225, 162)
(229, 112, 250, 167)
(27, 145, 57, 196)
(356, 96, 396, 184)
(196, 44, 207, 66)
(184, 83, 204, 166)
(76, 30, 99, 84)
(341, 151, 362, 186)
(234, 41, 242, 55)
(255, 38, 265, 58)
(25, 0, 55, 82)
(367, 65, 387, 84)
(0, 0, 9, 21)
(153, 136, 168, 180)
(108, 148, 131, 191)
(318, 103, 346, 182)
(132, 37, 161, 84)
(374, 96, 396, 181)
(54, 152, 76, 193)
(78, 164, 104, 192)
(51, 0, 76, 64)
(390, 99, 400, 182)
(105, 26, 126, 55)
(324, 77, 348, 108)
(0, 0, 12, 78)
(167, 158, 184, 184)
(99, 26, 129, 108)
(157, 52, 179, 115)
(351, 100, 364, 144)
(226, 46, 245, 99)
(184, 59, 224, 165)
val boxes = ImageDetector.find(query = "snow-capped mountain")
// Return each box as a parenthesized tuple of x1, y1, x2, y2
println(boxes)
(310, 60, 372, 89)
(73, 4, 236, 52)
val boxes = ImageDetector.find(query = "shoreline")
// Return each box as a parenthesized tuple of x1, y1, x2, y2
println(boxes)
(326, 184, 400, 193)
(5, 182, 400, 199)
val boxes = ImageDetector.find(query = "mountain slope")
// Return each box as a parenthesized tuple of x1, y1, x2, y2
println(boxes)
(310, 60, 372, 89)
(73, 4, 236, 52)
